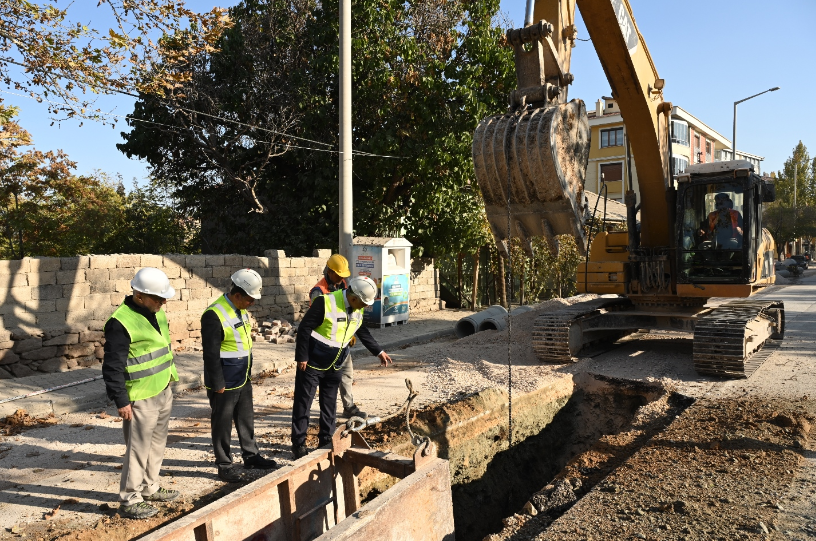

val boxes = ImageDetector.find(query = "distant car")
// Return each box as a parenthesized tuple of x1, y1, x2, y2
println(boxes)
(791, 255, 809, 269)
(774, 261, 785, 271)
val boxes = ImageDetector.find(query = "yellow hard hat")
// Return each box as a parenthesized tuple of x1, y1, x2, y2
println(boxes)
(327, 254, 351, 278)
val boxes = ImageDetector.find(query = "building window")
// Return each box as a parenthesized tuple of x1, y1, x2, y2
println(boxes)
(671, 120, 689, 146)
(600, 162, 623, 184)
(705, 141, 712, 163)
(671, 156, 689, 177)
(694, 135, 701, 163)
(600, 128, 624, 148)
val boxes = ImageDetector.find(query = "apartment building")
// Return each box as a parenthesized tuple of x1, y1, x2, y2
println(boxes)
(585, 97, 763, 202)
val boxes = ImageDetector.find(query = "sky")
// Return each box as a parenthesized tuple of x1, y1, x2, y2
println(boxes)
(2, 0, 815, 183)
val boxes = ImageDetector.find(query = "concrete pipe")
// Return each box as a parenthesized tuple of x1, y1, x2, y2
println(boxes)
(478, 305, 536, 333)
(455, 305, 509, 338)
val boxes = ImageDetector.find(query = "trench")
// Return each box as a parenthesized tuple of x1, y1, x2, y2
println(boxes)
(362, 373, 693, 540)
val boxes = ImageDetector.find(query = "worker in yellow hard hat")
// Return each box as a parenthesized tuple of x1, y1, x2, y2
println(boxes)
(307, 254, 365, 420)
(309, 254, 351, 301)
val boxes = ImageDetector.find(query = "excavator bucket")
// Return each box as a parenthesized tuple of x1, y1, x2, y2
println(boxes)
(472, 17, 590, 257)
(473, 100, 590, 256)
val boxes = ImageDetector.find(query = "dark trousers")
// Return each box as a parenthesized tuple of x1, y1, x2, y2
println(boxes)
(207, 383, 259, 468)
(291, 365, 342, 447)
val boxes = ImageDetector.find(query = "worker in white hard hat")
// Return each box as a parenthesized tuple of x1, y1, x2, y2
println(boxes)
(201, 268, 278, 482)
(102, 267, 180, 519)
(291, 275, 393, 459)
(308, 254, 365, 420)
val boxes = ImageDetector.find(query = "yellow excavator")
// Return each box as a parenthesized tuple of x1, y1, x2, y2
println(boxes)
(473, 0, 783, 378)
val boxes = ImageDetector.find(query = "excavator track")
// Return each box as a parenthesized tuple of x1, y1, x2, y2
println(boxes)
(692, 299, 785, 379)
(532, 297, 632, 362)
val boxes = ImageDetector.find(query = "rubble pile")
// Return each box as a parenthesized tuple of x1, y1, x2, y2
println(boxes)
(253, 320, 297, 344)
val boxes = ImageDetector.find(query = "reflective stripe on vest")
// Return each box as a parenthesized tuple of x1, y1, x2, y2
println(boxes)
(108, 303, 177, 401)
(207, 296, 252, 358)
(204, 295, 252, 390)
(309, 290, 364, 370)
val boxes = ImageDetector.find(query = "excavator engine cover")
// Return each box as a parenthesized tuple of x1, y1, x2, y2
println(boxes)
(473, 99, 590, 255)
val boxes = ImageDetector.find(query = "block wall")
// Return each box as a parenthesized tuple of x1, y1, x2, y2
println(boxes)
(0, 250, 443, 379)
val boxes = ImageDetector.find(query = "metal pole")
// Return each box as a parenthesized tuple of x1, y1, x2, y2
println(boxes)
(732, 101, 737, 161)
(338, 0, 353, 259)
(732, 87, 780, 162)
(795, 163, 798, 209)
(794, 162, 798, 255)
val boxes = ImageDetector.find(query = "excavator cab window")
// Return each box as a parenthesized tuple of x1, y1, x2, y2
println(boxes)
(678, 181, 748, 282)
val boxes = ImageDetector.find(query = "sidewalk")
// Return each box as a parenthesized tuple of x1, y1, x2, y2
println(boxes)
(0, 309, 472, 418)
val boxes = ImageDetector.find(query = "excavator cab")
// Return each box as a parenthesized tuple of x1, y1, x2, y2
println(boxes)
(675, 160, 776, 287)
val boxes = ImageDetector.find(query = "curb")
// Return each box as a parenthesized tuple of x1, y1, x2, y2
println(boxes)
(0, 328, 453, 418)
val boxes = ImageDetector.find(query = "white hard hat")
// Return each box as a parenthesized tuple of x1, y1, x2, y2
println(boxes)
(348, 276, 377, 306)
(131, 267, 175, 299)
(231, 268, 263, 299)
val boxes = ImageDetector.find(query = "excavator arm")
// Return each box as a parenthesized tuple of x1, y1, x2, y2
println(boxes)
(574, 0, 672, 247)
(473, 0, 673, 254)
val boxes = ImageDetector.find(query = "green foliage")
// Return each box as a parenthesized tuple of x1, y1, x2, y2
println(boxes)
(119, 0, 514, 257)
(775, 141, 814, 207)
(100, 179, 199, 255)
(508, 235, 583, 302)
(767, 141, 816, 253)
(1, 0, 230, 120)
(0, 107, 197, 259)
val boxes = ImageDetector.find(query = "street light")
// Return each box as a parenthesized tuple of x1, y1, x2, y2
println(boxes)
(732, 87, 779, 161)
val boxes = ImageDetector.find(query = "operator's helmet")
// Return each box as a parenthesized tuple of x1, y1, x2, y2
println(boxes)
(714, 192, 732, 209)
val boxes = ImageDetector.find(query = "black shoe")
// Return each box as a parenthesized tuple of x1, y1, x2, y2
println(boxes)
(318, 438, 333, 449)
(342, 405, 367, 419)
(292, 445, 309, 459)
(244, 455, 278, 470)
(217, 466, 244, 483)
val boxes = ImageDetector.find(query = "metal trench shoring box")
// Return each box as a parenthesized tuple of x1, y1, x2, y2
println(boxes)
(351, 237, 413, 327)
(140, 429, 454, 541)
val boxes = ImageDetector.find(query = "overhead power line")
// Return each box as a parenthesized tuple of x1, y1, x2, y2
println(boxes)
(0, 88, 404, 159)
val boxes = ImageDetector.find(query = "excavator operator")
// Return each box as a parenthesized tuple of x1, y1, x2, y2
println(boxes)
(705, 192, 743, 249)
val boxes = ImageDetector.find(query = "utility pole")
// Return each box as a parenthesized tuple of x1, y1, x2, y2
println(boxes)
(794, 162, 798, 255)
(338, 0, 353, 259)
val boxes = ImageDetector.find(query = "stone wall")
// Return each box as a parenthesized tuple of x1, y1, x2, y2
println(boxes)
(0, 250, 443, 379)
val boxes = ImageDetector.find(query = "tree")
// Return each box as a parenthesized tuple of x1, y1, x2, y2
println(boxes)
(0, 0, 230, 119)
(118, 0, 514, 257)
(767, 141, 816, 255)
(0, 106, 124, 257)
(775, 141, 813, 207)
(0, 107, 195, 258)
(101, 179, 199, 255)
(119, 0, 310, 215)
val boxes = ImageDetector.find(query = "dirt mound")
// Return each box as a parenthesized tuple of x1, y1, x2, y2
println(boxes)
(425, 295, 599, 400)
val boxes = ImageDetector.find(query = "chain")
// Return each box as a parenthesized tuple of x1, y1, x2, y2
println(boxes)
(343, 379, 431, 455)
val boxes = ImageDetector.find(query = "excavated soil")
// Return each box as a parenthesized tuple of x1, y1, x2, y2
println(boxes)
(487, 396, 815, 541)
